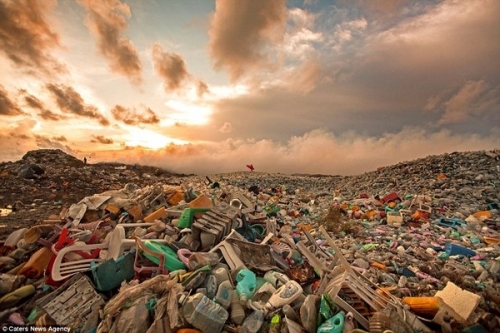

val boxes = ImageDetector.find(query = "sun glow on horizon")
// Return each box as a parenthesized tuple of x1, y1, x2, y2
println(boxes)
(124, 127, 188, 149)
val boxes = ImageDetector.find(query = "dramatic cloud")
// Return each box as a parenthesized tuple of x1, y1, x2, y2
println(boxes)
(283, 8, 323, 60)
(78, 0, 143, 85)
(91, 135, 113, 144)
(0, 119, 76, 163)
(21, 91, 65, 121)
(46, 84, 110, 126)
(0, 85, 23, 116)
(151, 43, 189, 92)
(0, 0, 65, 75)
(34, 134, 76, 153)
(208, 0, 287, 81)
(111, 104, 160, 125)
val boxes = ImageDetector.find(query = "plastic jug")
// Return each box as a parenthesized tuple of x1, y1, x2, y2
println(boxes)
(182, 293, 229, 333)
(214, 280, 232, 309)
(235, 269, 257, 304)
(230, 288, 245, 325)
(240, 310, 264, 333)
(266, 280, 303, 309)
(317, 311, 345, 333)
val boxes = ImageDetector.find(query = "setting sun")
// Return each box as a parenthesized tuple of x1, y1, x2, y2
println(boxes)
(124, 127, 188, 149)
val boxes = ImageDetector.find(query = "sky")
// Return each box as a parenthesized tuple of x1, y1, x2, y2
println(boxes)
(0, 0, 499, 176)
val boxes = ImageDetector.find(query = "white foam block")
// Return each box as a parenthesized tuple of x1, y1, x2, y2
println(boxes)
(435, 282, 480, 323)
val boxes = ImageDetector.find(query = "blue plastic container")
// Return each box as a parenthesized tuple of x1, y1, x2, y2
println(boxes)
(445, 243, 476, 257)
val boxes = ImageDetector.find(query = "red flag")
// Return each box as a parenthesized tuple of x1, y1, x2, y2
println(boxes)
(246, 164, 254, 171)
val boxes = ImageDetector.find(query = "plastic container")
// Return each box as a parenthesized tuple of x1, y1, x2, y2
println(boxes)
(300, 294, 317, 333)
(240, 310, 264, 333)
(343, 312, 355, 333)
(188, 252, 220, 270)
(230, 288, 246, 325)
(445, 243, 476, 257)
(236, 269, 257, 304)
(214, 280, 232, 309)
(204, 274, 218, 300)
(182, 293, 229, 333)
(317, 311, 345, 333)
(266, 280, 303, 309)
(402, 297, 441, 317)
(211, 266, 231, 285)
(264, 270, 290, 288)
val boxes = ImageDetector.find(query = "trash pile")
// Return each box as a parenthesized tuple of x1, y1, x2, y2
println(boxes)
(0, 149, 499, 333)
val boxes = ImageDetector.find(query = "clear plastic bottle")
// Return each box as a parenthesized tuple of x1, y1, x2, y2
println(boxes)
(240, 310, 264, 333)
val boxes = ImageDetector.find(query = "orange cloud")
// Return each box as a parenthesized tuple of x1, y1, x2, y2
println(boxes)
(111, 104, 160, 125)
(78, 0, 143, 85)
(0, 0, 66, 76)
(151, 43, 190, 92)
(208, 0, 287, 82)
(20, 91, 65, 121)
(91, 135, 114, 144)
(0, 85, 23, 116)
(46, 83, 110, 126)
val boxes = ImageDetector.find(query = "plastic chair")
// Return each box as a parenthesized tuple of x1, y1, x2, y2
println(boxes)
(50, 224, 164, 282)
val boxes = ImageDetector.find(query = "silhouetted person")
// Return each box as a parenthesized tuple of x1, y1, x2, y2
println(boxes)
(83, 157, 87, 165)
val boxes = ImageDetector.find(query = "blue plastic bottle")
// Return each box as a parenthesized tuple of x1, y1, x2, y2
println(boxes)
(317, 311, 345, 333)
(236, 269, 257, 305)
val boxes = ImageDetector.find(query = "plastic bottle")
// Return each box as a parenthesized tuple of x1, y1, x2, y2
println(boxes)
(342, 312, 355, 333)
(235, 269, 257, 304)
(264, 270, 289, 288)
(181, 293, 229, 333)
(211, 266, 231, 285)
(317, 311, 345, 333)
(204, 274, 218, 300)
(229, 288, 246, 325)
(266, 280, 303, 310)
(214, 280, 232, 309)
(240, 310, 264, 333)
(300, 294, 317, 333)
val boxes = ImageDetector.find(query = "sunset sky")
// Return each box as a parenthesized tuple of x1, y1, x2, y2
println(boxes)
(1, 0, 499, 175)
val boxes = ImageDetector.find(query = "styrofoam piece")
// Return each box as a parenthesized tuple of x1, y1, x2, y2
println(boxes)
(434, 282, 481, 323)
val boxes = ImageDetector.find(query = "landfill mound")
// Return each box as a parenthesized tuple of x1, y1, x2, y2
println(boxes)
(0, 148, 498, 332)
